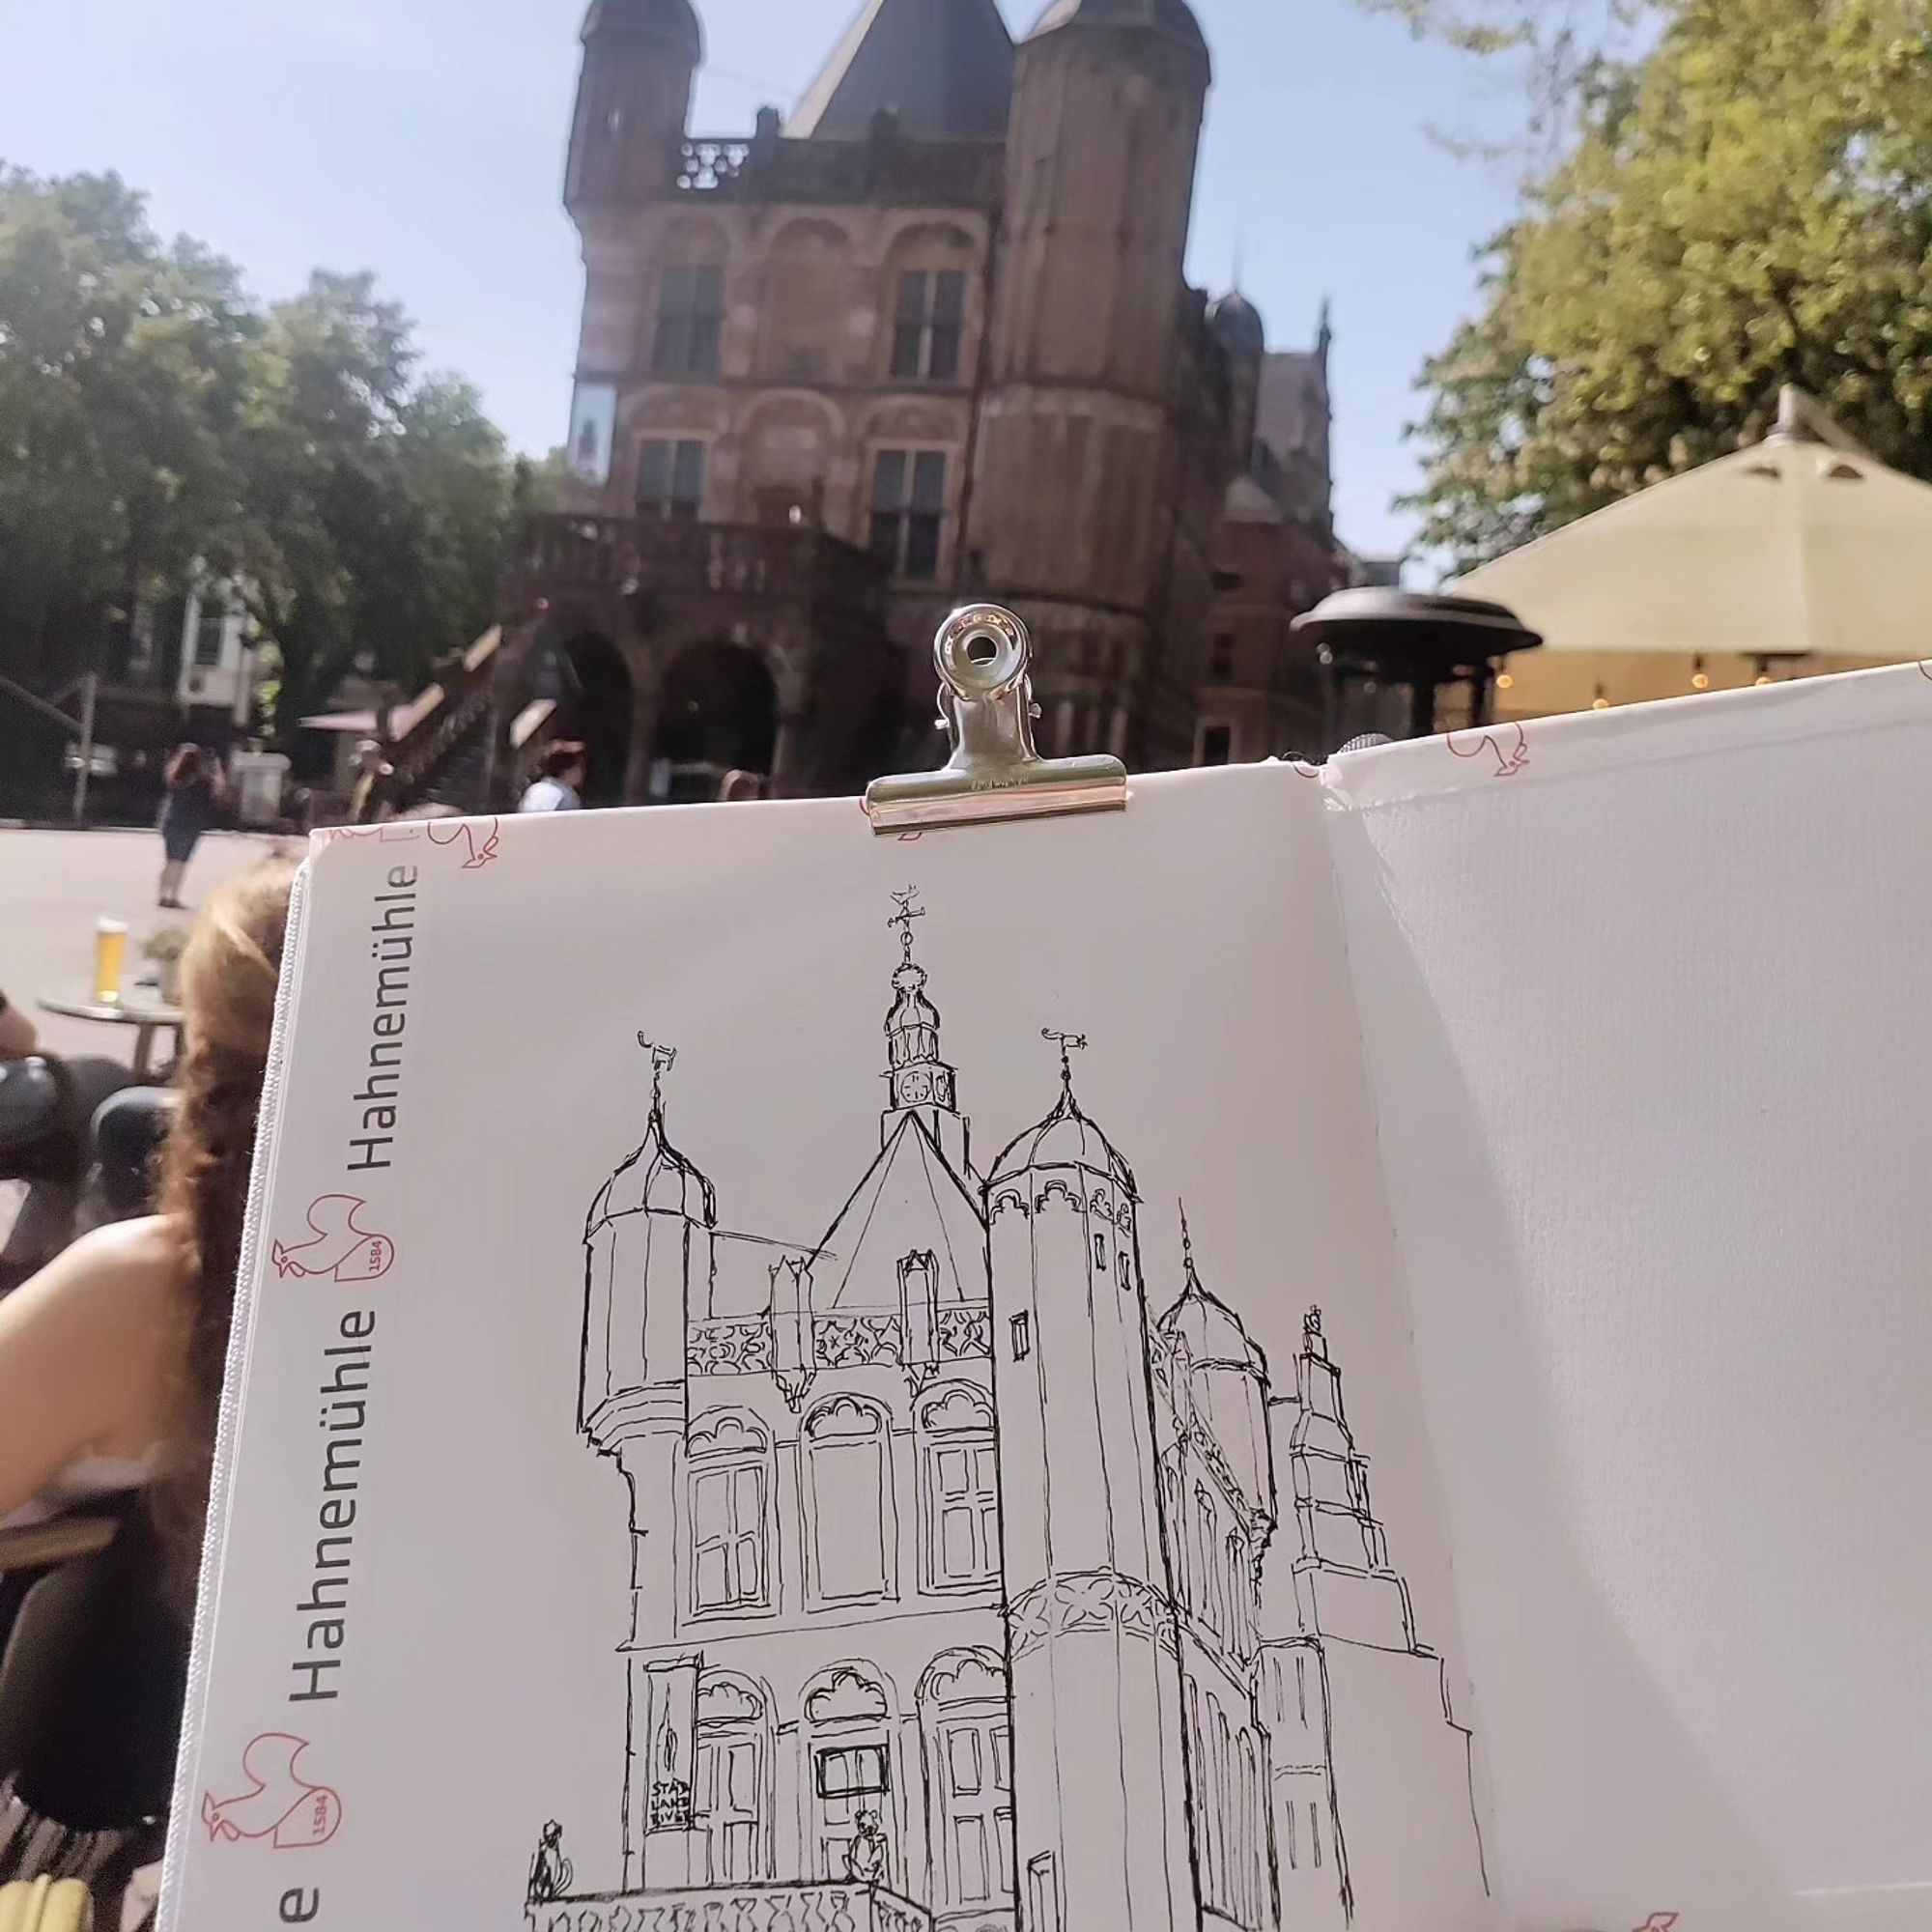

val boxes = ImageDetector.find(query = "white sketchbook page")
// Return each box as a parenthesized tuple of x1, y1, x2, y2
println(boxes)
(1323, 673, 1932, 1932)
(162, 766, 1495, 1932)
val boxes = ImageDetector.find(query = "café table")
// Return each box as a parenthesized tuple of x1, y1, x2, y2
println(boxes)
(37, 988, 185, 1081)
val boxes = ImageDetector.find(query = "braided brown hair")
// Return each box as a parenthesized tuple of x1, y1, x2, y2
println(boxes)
(153, 851, 299, 1598)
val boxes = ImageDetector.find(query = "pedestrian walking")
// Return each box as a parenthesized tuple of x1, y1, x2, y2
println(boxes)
(518, 742, 588, 813)
(156, 744, 222, 909)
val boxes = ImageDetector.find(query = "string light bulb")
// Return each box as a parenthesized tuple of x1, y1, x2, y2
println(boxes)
(1755, 673, 1772, 686)
(1591, 684, 1610, 711)
(1690, 654, 1711, 692)
(1495, 671, 1515, 691)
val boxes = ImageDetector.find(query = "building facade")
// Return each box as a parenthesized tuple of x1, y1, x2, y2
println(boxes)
(517, 0, 1332, 805)
(544, 895, 1491, 1932)
(1197, 319, 1351, 766)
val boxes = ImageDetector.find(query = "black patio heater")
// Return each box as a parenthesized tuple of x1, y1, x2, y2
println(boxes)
(1292, 587, 1541, 757)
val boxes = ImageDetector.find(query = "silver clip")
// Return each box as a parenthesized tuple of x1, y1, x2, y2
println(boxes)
(862, 604, 1129, 833)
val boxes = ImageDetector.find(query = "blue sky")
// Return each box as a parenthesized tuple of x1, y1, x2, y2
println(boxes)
(0, 0, 1520, 559)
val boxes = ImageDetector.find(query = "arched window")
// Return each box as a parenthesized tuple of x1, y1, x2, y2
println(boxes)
(1213, 1703, 1235, 1915)
(1239, 1732, 1263, 1930)
(1187, 1682, 1214, 1906)
(805, 1664, 895, 1885)
(694, 1673, 772, 1884)
(919, 1651, 1013, 1910)
(919, 1384, 999, 1590)
(803, 1396, 895, 1604)
(687, 1411, 771, 1613)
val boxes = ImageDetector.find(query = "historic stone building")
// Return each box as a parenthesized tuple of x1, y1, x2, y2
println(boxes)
(541, 896, 1492, 1932)
(513, 0, 1337, 805)
(1197, 317, 1352, 766)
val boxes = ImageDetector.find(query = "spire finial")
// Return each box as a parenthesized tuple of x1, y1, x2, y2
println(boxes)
(1041, 1027, 1087, 1090)
(637, 1034, 676, 1117)
(1304, 1304, 1324, 1350)
(888, 886, 925, 966)
(1179, 1199, 1203, 1293)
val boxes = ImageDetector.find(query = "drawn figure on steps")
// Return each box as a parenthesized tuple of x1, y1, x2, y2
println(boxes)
(527, 1822, 574, 1905)
(550, 890, 1492, 1932)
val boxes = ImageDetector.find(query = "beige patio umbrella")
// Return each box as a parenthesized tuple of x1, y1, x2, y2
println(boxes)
(1449, 389, 1932, 715)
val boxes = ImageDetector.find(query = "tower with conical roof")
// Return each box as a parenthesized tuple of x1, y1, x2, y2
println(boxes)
(581, 1037, 718, 1887)
(985, 1032, 1199, 1932)
(967, 0, 1215, 767)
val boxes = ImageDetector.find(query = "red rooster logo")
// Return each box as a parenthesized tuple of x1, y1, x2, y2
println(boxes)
(1447, 722, 1530, 778)
(425, 815, 500, 870)
(272, 1195, 395, 1284)
(202, 1734, 341, 1850)
(1634, 1915, 1680, 1932)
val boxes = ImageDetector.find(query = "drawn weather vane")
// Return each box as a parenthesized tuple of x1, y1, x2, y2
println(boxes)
(888, 887, 926, 962)
(636, 1036, 677, 1110)
(1041, 1027, 1088, 1084)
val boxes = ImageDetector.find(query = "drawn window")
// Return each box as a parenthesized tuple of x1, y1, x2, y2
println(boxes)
(891, 269, 965, 381)
(868, 448, 947, 581)
(804, 1396, 894, 1602)
(637, 438, 705, 519)
(1159, 1461, 1187, 1605)
(688, 1414, 770, 1612)
(695, 1676, 769, 1884)
(1027, 1852, 1061, 1932)
(1194, 1486, 1222, 1634)
(1093, 1232, 1107, 1270)
(899, 1249, 938, 1363)
(1295, 1651, 1308, 1722)
(1213, 1704, 1234, 1912)
(1225, 1533, 1249, 1654)
(1117, 1250, 1130, 1293)
(1239, 1733, 1262, 1929)
(920, 1386, 999, 1589)
(1009, 1312, 1031, 1360)
(1309, 1800, 1322, 1869)
(653, 264, 724, 376)
(806, 1665, 894, 1882)
(1284, 1793, 1298, 1869)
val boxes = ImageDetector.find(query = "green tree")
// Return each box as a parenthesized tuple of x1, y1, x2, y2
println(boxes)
(1406, 0, 1932, 569)
(0, 167, 253, 679)
(221, 270, 515, 740)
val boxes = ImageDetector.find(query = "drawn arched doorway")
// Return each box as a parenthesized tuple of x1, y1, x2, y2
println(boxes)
(554, 631, 632, 806)
(652, 640, 778, 804)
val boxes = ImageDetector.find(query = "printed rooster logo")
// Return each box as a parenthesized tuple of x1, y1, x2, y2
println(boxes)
(202, 1734, 342, 1850)
(1447, 721, 1530, 779)
(1634, 1915, 1681, 1932)
(426, 814, 501, 870)
(272, 1195, 395, 1284)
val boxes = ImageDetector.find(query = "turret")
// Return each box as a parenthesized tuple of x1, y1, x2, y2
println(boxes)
(564, 0, 702, 213)
(986, 1032, 1199, 1932)
(1208, 290, 1266, 472)
(968, 0, 1214, 757)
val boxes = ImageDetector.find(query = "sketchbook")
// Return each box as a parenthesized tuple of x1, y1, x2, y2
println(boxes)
(160, 665, 1932, 1932)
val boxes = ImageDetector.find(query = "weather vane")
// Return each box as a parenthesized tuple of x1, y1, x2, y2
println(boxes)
(888, 887, 926, 963)
(1041, 1027, 1087, 1085)
(636, 1036, 677, 1109)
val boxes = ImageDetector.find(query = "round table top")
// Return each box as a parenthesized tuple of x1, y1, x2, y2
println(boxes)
(39, 987, 185, 1026)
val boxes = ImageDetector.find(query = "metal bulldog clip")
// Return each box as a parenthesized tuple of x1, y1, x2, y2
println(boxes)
(862, 603, 1130, 832)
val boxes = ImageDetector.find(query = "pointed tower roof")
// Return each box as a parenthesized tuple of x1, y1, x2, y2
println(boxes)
(789, 0, 1015, 139)
(1159, 1205, 1264, 1370)
(1024, 0, 1208, 60)
(585, 1037, 717, 1238)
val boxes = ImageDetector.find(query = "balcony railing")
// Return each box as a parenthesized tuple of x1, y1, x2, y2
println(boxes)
(673, 133, 1003, 208)
(515, 515, 889, 633)
(526, 1883, 930, 1932)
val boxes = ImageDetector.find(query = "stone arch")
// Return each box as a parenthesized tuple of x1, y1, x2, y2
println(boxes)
(651, 638, 779, 803)
(547, 628, 632, 806)
(802, 1660, 901, 1886)
(917, 1646, 1011, 1913)
(734, 388, 849, 528)
(757, 215, 857, 384)
(694, 1669, 776, 1884)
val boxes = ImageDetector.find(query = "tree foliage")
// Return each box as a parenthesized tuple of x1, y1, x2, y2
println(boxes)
(0, 169, 519, 741)
(1402, 0, 1932, 569)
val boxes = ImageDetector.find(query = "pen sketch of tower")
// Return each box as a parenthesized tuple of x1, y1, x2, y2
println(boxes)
(551, 892, 1491, 1932)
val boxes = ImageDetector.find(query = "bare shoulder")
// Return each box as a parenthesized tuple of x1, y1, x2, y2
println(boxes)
(0, 1215, 186, 1346)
